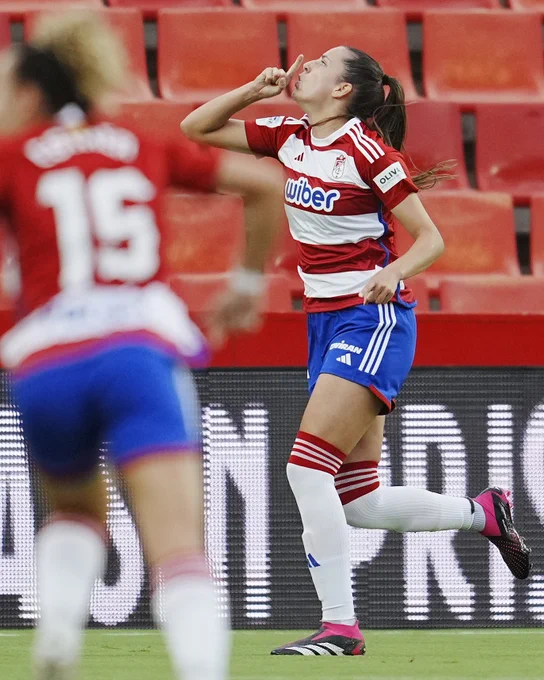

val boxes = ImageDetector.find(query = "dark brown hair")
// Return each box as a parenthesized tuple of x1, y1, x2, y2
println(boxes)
(343, 47, 455, 190)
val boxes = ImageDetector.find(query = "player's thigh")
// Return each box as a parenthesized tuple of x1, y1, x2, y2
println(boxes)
(300, 373, 382, 454)
(40, 468, 108, 524)
(122, 453, 203, 566)
(344, 416, 385, 465)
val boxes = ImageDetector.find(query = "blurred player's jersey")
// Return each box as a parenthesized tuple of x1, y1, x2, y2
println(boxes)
(245, 115, 417, 312)
(0, 105, 221, 370)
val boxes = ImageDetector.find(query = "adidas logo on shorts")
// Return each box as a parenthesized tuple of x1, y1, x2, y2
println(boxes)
(336, 353, 352, 366)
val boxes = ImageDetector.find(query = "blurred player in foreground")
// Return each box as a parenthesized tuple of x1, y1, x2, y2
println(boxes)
(0, 11, 284, 680)
(182, 48, 532, 655)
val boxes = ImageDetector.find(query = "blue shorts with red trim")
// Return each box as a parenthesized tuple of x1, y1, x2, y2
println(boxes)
(307, 302, 416, 414)
(12, 343, 200, 478)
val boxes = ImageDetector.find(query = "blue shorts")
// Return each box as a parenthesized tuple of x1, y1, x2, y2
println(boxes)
(307, 302, 416, 414)
(12, 344, 200, 478)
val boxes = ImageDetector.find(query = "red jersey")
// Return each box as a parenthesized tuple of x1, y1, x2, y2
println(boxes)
(245, 115, 417, 312)
(0, 108, 221, 369)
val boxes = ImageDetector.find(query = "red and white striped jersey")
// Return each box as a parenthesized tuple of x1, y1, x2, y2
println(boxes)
(245, 115, 418, 312)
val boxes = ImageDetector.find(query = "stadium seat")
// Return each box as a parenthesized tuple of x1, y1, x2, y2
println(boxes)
(158, 9, 283, 104)
(0, 14, 10, 50)
(530, 195, 544, 276)
(170, 273, 293, 314)
(108, 0, 231, 18)
(25, 8, 152, 101)
(164, 193, 244, 274)
(423, 11, 544, 106)
(376, 0, 499, 13)
(475, 104, 544, 203)
(407, 276, 430, 312)
(117, 101, 193, 141)
(509, 0, 544, 9)
(404, 101, 469, 190)
(1, 0, 102, 19)
(285, 11, 417, 101)
(440, 276, 544, 314)
(395, 191, 520, 291)
(286, 10, 418, 101)
(241, 0, 367, 11)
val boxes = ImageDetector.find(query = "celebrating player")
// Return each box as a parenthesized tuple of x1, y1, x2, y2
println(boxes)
(182, 47, 532, 655)
(0, 11, 284, 680)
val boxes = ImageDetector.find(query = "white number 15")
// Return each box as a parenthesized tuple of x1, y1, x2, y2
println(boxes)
(37, 166, 161, 289)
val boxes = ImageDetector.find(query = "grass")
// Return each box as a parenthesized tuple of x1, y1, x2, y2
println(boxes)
(2, 629, 544, 680)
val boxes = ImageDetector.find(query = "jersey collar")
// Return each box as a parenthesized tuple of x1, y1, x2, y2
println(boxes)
(310, 117, 361, 147)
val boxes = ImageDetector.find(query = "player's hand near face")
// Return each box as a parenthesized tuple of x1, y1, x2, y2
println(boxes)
(251, 55, 304, 100)
(359, 267, 401, 305)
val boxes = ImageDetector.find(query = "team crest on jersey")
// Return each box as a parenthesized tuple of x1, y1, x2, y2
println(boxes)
(332, 154, 347, 179)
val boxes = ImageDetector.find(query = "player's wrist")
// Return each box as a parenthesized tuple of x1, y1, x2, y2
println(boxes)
(231, 268, 266, 296)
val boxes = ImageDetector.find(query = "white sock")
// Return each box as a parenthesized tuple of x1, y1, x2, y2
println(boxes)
(34, 517, 106, 666)
(287, 461, 355, 625)
(152, 555, 230, 680)
(343, 485, 478, 532)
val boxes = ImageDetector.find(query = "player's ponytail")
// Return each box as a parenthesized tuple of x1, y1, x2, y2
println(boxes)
(16, 11, 128, 115)
(343, 47, 455, 190)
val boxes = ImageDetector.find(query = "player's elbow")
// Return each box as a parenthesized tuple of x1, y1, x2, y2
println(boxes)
(180, 114, 201, 142)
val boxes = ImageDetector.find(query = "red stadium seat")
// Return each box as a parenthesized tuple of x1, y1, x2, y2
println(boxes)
(0, 13, 10, 50)
(164, 193, 244, 274)
(170, 273, 293, 314)
(25, 8, 152, 101)
(509, 0, 544, 9)
(404, 101, 469, 190)
(1, 0, 102, 19)
(267, 220, 302, 297)
(407, 276, 430, 312)
(286, 10, 418, 101)
(108, 0, 231, 18)
(475, 105, 544, 203)
(395, 191, 520, 291)
(376, 0, 499, 15)
(423, 11, 544, 106)
(440, 276, 544, 314)
(117, 101, 193, 141)
(241, 0, 367, 11)
(530, 195, 544, 276)
(158, 9, 282, 104)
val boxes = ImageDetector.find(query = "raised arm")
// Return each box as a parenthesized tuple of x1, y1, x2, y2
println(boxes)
(180, 55, 304, 153)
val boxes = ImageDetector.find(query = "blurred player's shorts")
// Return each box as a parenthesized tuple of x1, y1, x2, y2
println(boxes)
(12, 343, 201, 477)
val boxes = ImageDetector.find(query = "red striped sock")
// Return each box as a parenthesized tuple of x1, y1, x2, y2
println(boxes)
(151, 552, 209, 592)
(335, 461, 380, 505)
(288, 431, 346, 476)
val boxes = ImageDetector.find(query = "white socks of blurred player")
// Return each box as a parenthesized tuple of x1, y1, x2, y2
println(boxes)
(337, 461, 486, 533)
(152, 554, 230, 680)
(34, 515, 107, 673)
(287, 433, 487, 627)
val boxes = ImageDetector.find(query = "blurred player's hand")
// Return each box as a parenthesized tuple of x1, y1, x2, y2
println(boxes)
(359, 267, 401, 305)
(251, 55, 304, 100)
(209, 290, 263, 347)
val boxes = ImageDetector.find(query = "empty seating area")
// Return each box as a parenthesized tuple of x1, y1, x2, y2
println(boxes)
(2, 1, 544, 314)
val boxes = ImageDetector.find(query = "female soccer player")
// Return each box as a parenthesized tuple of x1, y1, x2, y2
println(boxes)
(0, 12, 284, 680)
(182, 47, 531, 655)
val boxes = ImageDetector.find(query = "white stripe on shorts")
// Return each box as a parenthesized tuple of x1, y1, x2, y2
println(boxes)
(358, 303, 395, 374)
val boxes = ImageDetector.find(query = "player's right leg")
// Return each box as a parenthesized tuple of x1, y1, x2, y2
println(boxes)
(100, 345, 229, 680)
(12, 360, 108, 680)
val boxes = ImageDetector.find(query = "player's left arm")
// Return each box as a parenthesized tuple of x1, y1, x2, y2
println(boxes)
(361, 194, 444, 305)
(356, 149, 444, 305)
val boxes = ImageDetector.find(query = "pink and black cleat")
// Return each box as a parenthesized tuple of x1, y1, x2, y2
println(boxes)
(271, 621, 366, 656)
(472, 487, 532, 580)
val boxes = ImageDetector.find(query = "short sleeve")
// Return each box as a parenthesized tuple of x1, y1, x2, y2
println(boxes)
(168, 137, 223, 192)
(357, 149, 418, 211)
(245, 116, 299, 159)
